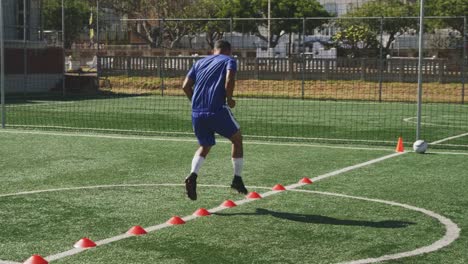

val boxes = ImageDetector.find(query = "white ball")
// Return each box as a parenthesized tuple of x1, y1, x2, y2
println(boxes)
(413, 140, 428, 153)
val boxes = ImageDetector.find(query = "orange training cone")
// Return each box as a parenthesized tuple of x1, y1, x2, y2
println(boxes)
(193, 208, 211, 217)
(299, 177, 313, 184)
(221, 200, 237, 208)
(396, 137, 405, 152)
(246, 192, 262, 199)
(24, 255, 48, 264)
(167, 216, 186, 225)
(272, 184, 286, 191)
(127, 225, 147, 235)
(74, 237, 97, 248)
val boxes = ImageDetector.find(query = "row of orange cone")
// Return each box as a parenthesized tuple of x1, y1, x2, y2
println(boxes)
(24, 177, 314, 264)
(29, 138, 404, 263)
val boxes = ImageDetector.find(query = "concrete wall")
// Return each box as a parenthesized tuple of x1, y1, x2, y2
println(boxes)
(5, 74, 62, 94)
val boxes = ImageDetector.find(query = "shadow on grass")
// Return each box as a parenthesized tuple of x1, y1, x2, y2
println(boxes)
(214, 208, 415, 228)
(5, 92, 162, 105)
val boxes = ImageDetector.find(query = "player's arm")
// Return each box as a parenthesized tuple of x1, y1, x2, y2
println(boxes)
(182, 77, 195, 101)
(225, 69, 236, 108)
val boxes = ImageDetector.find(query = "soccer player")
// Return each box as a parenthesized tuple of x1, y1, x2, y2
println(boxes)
(182, 40, 247, 200)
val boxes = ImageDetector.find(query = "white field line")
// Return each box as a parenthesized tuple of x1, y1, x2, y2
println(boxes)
(433, 143, 468, 148)
(6, 125, 194, 136)
(309, 152, 405, 183)
(403, 116, 468, 129)
(6, 101, 74, 108)
(430, 132, 468, 145)
(427, 151, 468, 156)
(297, 189, 462, 264)
(5, 125, 395, 144)
(3, 127, 467, 150)
(131, 96, 462, 108)
(0, 129, 394, 152)
(0, 260, 21, 264)
(117, 96, 395, 105)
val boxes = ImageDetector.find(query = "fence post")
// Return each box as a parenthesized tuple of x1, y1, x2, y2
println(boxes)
(438, 60, 444, 83)
(61, 0, 66, 97)
(378, 17, 384, 102)
(302, 18, 306, 53)
(288, 57, 293, 80)
(301, 17, 306, 100)
(399, 59, 404, 82)
(301, 54, 305, 100)
(360, 58, 365, 80)
(126, 57, 131, 76)
(324, 59, 329, 81)
(0, 0, 5, 128)
(97, 0, 100, 53)
(159, 56, 165, 97)
(161, 18, 166, 97)
(416, 0, 426, 141)
(229, 17, 233, 44)
(255, 57, 259, 80)
(156, 56, 161, 79)
(462, 16, 466, 104)
(96, 55, 101, 88)
(23, 0, 27, 98)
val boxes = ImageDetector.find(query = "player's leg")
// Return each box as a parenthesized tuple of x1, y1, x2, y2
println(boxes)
(229, 130, 248, 194)
(186, 115, 215, 200)
(191, 145, 211, 174)
(213, 107, 248, 194)
(185, 145, 211, 201)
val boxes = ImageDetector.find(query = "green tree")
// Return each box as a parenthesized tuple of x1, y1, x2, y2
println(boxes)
(341, 0, 418, 53)
(332, 24, 379, 57)
(193, 0, 231, 49)
(425, 0, 467, 33)
(221, 0, 330, 48)
(43, 0, 92, 48)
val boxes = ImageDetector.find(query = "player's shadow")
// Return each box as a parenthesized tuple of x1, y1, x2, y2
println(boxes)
(214, 208, 415, 228)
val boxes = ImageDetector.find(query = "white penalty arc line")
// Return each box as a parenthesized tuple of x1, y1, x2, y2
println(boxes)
(403, 116, 468, 129)
(289, 190, 461, 264)
(0, 181, 460, 264)
(317, 189, 461, 264)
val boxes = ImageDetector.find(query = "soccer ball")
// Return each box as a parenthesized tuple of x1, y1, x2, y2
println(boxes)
(413, 140, 428, 154)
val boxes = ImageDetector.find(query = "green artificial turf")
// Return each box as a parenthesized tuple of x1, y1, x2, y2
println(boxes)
(5, 95, 468, 148)
(0, 131, 467, 263)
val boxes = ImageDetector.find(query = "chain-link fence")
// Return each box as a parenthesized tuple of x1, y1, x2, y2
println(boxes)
(1, 0, 467, 149)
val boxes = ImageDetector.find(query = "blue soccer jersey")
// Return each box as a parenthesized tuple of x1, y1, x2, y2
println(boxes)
(187, 54, 237, 115)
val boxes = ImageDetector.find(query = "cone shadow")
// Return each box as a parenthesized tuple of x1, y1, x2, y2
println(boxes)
(214, 208, 415, 229)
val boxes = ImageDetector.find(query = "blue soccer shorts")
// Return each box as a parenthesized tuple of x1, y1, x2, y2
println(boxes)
(192, 106, 240, 146)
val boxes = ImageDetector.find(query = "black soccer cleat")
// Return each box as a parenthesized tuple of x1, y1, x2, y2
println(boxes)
(185, 172, 198, 200)
(230, 175, 248, 195)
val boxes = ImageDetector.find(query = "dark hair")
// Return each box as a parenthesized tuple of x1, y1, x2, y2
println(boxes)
(214, 40, 231, 52)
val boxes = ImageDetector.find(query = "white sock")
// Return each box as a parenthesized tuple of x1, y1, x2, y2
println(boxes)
(232, 158, 244, 177)
(191, 155, 205, 174)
